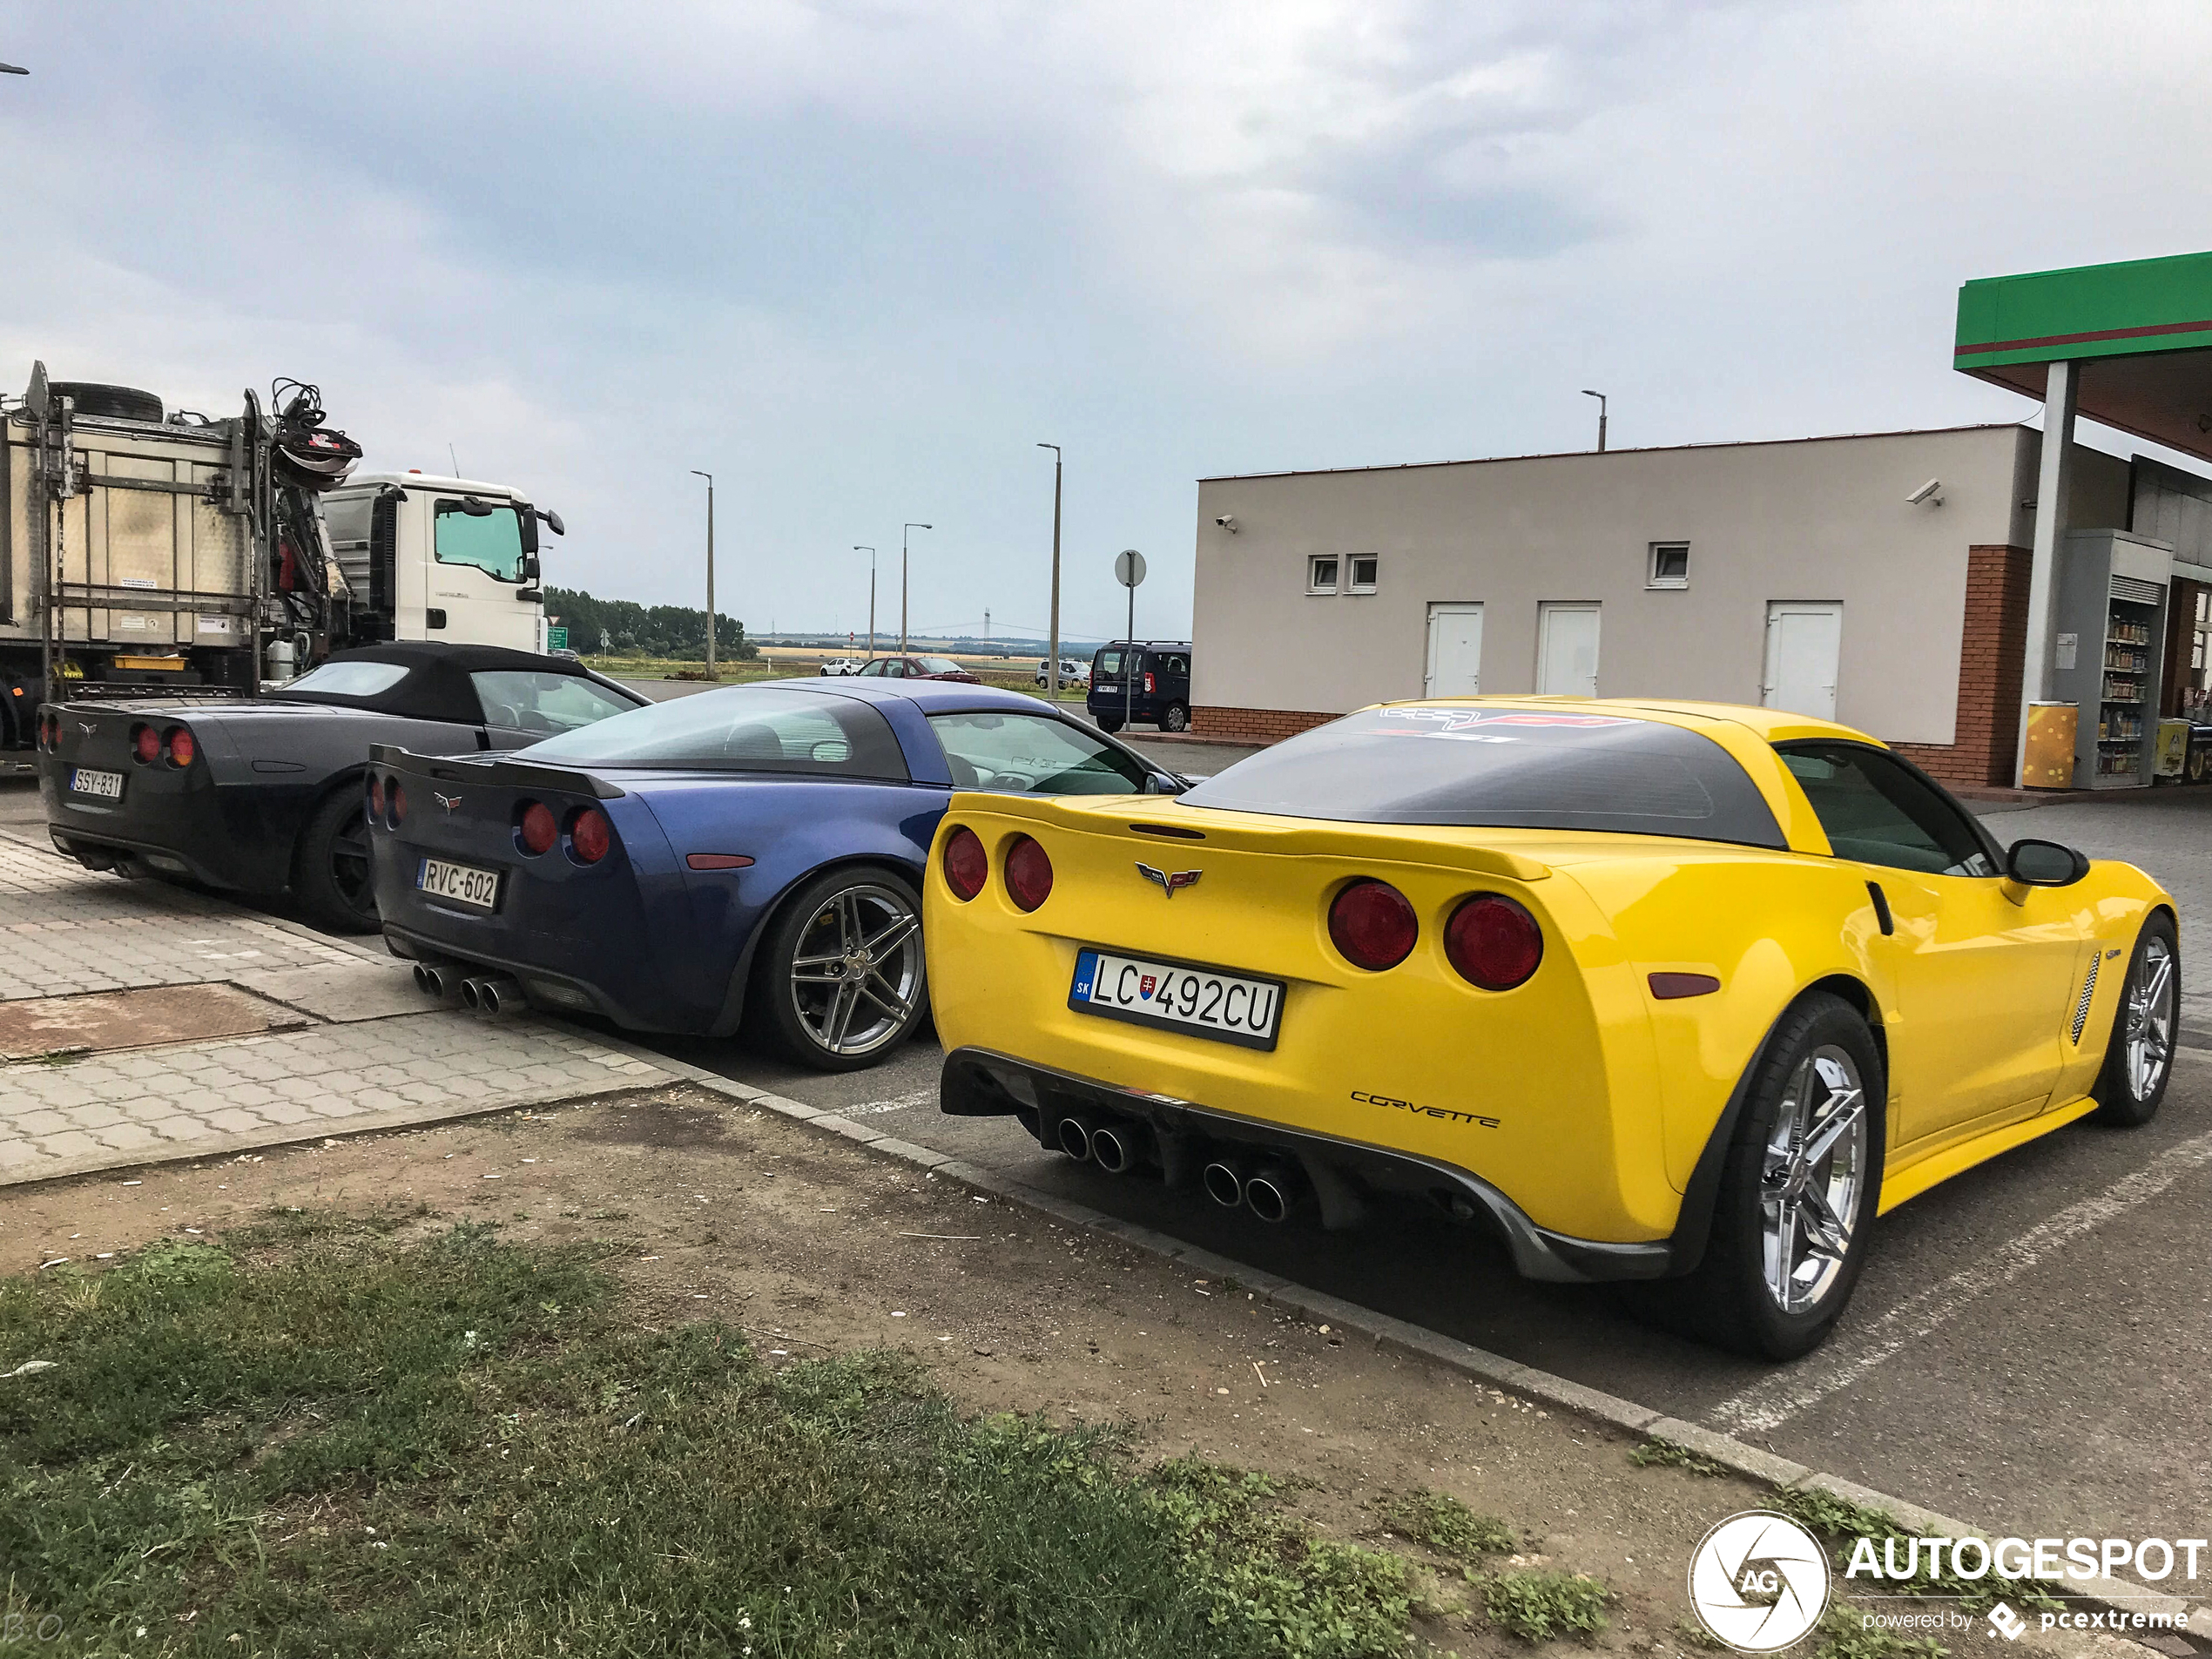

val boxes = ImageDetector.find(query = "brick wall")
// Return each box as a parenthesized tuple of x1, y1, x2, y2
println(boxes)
(1891, 543, 2030, 786)
(1190, 705, 1339, 744)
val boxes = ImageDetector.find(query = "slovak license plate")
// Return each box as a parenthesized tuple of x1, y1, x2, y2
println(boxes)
(417, 857, 501, 911)
(1069, 948, 1283, 1051)
(69, 767, 125, 800)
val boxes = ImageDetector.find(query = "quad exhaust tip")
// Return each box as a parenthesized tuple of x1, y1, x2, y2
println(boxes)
(413, 962, 451, 998)
(1202, 1161, 1243, 1209)
(1244, 1163, 1297, 1224)
(1089, 1123, 1141, 1175)
(458, 974, 521, 1016)
(1056, 1116, 1093, 1161)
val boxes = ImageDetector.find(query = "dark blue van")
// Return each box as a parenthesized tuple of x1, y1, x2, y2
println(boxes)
(1088, 639, 1192, 733)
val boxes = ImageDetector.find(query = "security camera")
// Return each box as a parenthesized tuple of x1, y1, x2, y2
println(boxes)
(1214, 515, 1238, 532)
(1906, 478, 1944, 506)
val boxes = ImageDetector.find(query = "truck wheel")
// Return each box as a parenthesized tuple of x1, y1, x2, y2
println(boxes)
(746, 865, 928, 1072)
(293, 786, 380, 934)
(1629, 993, 1884, 1360)
(49, 381, 164, 422)
(1163, 704, 1190, 732)
(2090, 914, 2177, 1128)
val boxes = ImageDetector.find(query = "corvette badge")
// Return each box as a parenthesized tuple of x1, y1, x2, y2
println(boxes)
(1136, 862, 1201, 898)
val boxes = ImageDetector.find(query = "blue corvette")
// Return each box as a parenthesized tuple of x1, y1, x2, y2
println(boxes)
(366, 678, 1184, 1070)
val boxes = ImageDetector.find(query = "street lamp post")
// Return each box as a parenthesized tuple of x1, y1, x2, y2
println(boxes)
(689, 469, 717, 678)
(1037, 443, 1062, 701)
(900, 523, 931, 654)
(1581, 389, 1608, 454)
(853, 546, 877, 659)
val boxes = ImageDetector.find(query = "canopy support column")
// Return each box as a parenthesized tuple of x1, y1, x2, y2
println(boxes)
(2015, 358, 2079, 787)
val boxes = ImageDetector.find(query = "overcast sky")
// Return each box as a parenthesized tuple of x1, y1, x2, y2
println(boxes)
(3, 2, 2207, 644)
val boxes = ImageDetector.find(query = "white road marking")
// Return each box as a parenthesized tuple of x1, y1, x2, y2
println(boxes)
(839, 1087, 937, 1118)
(1708, 1124, 2212, 1436)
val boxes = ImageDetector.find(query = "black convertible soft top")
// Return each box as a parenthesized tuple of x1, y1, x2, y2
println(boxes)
(270, 643, 602, 725)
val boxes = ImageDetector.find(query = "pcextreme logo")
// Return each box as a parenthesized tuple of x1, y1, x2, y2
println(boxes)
(1688, 1511, 1831, 1652)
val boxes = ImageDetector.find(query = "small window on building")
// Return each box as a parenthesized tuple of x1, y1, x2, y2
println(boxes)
(1348, 555, 1379, 594)
(1648, 543, 1690, 590)
(1308, 556, 1340, 593)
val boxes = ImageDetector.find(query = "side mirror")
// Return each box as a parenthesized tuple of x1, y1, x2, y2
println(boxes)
(2006, 839, 2089, 887)
(521, 555, 542, 581)
(537, 508, 565, 536)
(1143, 772, 1189, 796)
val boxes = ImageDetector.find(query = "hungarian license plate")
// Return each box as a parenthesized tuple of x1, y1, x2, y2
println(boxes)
(1069, 948, 1283, 1050)
(418, 857, 500, 911)
(69, 767, 125, 800)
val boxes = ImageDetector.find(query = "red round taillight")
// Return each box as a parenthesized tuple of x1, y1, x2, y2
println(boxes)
(165, 726, 195, 768)
(1445, 894, 1544, 991)
(942, 826, 987, 901)
(368, 775, 386, 821)
(388, 781, 408, 826)
(1328, 879, 1418, 971)
(1004, 833, 1054, 912)
(132, 724, 160, 765)
(518, 801, 558, 856)
(569, 806, 612, 864)
(39, 713, 58, 751)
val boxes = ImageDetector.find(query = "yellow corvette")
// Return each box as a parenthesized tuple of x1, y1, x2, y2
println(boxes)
(923, 698, 2178, 1358)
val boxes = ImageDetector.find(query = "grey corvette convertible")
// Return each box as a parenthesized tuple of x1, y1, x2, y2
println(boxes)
(35, 643, 644, 932)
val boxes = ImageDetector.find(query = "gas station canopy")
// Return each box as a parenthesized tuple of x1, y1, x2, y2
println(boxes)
(1956, 250, 2212, 462)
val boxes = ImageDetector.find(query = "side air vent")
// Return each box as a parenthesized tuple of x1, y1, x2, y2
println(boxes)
(2070, 954, 2101, 1045)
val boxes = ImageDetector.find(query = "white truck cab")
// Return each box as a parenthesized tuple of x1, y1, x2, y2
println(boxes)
(321, 471, 553, 654)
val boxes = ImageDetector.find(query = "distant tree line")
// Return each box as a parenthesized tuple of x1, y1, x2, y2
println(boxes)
(544, 588, 757, 659)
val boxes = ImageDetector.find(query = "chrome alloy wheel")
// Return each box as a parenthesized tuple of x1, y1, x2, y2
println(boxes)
(1758, 1045, 1868, 1315)
(786, 881, 924, 1059)
(2125, 934, 2176, 1101)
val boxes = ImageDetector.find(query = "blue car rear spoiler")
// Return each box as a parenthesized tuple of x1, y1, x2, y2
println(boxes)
(368, 744, 628, 800)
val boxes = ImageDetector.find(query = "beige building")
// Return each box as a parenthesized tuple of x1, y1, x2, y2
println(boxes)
(1188, 423, 2212, 786)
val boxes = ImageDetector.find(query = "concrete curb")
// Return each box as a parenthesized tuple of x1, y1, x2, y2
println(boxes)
(609, 1041, 2211, 1645)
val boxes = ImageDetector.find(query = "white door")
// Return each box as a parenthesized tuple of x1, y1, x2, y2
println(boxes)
(1535, 604, 1601, 697)
(1424, 603, 1484, 696)
(1763, 602, 1843, 720)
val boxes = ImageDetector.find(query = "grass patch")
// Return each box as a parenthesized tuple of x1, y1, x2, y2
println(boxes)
(1374, 1488, 1515, 1561)
(1810, 1605, 1946, 1659)
(1771, 1487, 2061, 1614)
(1482, 1569, 1611, 1642)
(1629, 1436, 1730, 1477)
(2, 1217, 1420, 1657)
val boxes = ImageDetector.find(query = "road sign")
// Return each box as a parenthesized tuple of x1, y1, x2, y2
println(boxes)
(1115, 549, 1147, 589)
(546, 626, 569, 651)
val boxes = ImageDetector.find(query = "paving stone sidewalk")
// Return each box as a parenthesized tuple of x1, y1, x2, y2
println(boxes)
(0, 833, 673, 1187)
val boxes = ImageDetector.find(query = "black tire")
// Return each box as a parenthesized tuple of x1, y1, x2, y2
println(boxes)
(1628, 993, 1885, 1360)
(1163, 703, 1190, 732)
(292, 786, 379, 934)
(50, 381, 164, 422)
(2090, 914, 2178, 1128)
(745, 864, 929, 1073)
(1096, 716, 1124, 734)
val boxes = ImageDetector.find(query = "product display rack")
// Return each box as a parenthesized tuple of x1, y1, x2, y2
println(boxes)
(2052, 529, 2172, 792)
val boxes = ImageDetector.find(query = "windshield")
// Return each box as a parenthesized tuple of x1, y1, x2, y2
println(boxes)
(916, 656, 964, 675)
(434, 500, 526, 583)
(928, 711, 1149, 794)
(1181, 706, 1786, 845)
(471, 670, 637, 736)
(281, 661, 409, 698)
(517, 685, 909, 779)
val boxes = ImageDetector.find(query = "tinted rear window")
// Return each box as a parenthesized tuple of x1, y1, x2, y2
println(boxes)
(516, 685, 909, 779)
(1180, 706, 1785, 846)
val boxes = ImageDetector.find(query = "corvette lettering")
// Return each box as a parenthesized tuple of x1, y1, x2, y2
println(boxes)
(1352, 1089, 1499, 1128)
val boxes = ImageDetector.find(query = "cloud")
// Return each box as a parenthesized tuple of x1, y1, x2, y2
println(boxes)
(0, 0, 2208, 644)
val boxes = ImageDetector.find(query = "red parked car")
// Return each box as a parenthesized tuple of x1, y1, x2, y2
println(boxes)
(853, 655, 981, 683)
